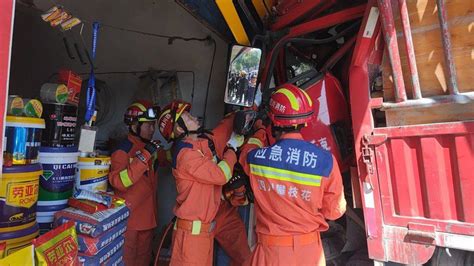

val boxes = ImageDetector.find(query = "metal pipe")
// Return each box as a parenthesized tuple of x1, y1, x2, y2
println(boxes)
(377, 0, 407, 102)
(398, 0, 422, 99)
(380, 92, 474, 110)
(321, 35, 357, 72)
(436, 0, 459, 95)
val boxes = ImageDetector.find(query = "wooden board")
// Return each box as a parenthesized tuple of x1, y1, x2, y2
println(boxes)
(386, 101, 474, 126)
(382, 0, 474, 126)
(383, 0, 473, 100)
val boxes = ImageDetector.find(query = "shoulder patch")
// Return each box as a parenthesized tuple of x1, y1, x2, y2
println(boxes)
(112, 138, 133, 154)
(172, 140, 193, 169)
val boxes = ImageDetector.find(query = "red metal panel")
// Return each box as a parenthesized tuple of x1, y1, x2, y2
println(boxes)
(349, 0, 388, 261)
(373, 123, 474, 235)
(0, 0, 15, 168)
(386, 138, 424, 217)
(453, 135, 474, 223)
(350, 0, 474, 261)
(288, 5, 366, 39)
(271, 0, 336, 31)
(300, 73, 351, 171)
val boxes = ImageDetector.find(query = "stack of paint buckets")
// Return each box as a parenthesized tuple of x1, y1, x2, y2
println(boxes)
(1, 105, 45, 258)
(37, 82, 112, 233)
(37, 85, 80, 233)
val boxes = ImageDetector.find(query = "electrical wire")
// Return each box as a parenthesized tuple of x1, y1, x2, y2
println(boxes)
(153, 217, 176, 266)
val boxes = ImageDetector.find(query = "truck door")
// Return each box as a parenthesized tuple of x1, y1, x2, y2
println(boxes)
(350, 1, 474, 264)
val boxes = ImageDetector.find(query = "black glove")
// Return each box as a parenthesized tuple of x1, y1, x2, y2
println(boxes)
(144, 140, 161, 155)
(224, 164, 248, 190)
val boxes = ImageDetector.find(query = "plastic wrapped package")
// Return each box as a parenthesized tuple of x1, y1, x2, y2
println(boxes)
(78, 235, 124, 265)
(102, 247, 124, 266)
(77, 221, 126, 255)
(33, 221, 79, 266)
(54, 205, 129, 237)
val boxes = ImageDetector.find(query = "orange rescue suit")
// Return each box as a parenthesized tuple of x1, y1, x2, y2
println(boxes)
(170, 114, 244, 266)
(109, 134, 162, 266)
(241, 132, 346, 265)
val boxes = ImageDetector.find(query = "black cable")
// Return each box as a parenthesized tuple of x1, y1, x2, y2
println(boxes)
(22, 4, 210, 45)
(201, 38, 217, 127)
(99, 23, 211, 44)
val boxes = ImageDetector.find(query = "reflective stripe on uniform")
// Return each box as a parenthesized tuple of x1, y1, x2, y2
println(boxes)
(218, 161, 232, 182)
(247, 137, 263, 148)
(250, 164, 321, 187)
(119, 169, 133, 188)
(191, 220, 202, 235)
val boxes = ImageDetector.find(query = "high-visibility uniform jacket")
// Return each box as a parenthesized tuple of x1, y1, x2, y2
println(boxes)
(109, 134, 162, 230)
(241, 132, 346, 265)
(172, 113, 236, 223)
(170, 114, 237, 266)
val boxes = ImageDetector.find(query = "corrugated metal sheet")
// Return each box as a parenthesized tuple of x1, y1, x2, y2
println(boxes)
(373, 121, 474, 234)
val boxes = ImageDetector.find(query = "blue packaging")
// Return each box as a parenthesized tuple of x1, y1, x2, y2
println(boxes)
(78, 235, 124, 265)
(77, 221, 127, 255)
(102, 248, 124, 266)
(54, 205, 129, 237)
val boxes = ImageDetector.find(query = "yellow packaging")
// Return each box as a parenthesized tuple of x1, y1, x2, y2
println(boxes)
(0, 245, 34, 265)
(33, 221, 78, 266)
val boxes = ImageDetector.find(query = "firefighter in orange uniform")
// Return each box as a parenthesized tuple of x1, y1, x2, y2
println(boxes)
(109, 100, 162, 266)
(240, 84, 346, 265)
(158, 101, 250, 265)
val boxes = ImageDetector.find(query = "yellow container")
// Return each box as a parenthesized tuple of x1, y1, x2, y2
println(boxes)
(0, 224, 38, 258)
(75, 156, 111, 192)
(0, 164, 41, 232)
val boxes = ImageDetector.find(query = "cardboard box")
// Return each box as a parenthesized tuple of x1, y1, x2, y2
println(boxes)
(58, 69, 82, 106)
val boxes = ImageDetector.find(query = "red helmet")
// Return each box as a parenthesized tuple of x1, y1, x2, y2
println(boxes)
(124, 100, 159, 125)
(268, 83, 314, 127)
(158, 100, 191, 141)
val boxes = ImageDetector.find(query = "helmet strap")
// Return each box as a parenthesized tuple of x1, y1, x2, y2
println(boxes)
(174, 117, 189, 140)
(271, 124, 303, 138)
(130, 123, 152, 142)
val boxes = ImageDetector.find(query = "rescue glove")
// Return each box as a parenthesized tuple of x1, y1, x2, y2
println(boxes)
(223, 164, 252, 205)
(144, 140, 161, 155)
(225, 166, 248, 190)
(227, 132, 244, 151)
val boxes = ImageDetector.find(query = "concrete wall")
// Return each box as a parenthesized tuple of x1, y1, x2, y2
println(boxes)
(9, 0, 230, 229)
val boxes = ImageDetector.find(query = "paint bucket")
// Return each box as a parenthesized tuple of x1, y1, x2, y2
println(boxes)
(40, 83, 69, 104)
(36, 203, 68, 234)
(7, 96, 24, 116)
(75, 156, 111, 192)
(23, 99, 43, 118)
(0, 224, 39, 258)
(3, 116, 45, 166)
(41, 103, 78, 147)
(0, 164, 42, 232)
(38, 147, 79, 202)
(37, 147, 79, 232)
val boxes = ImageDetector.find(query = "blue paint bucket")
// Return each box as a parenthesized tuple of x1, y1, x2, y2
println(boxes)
(3, 116, 45, 166)
(37, 147, 79, 232)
